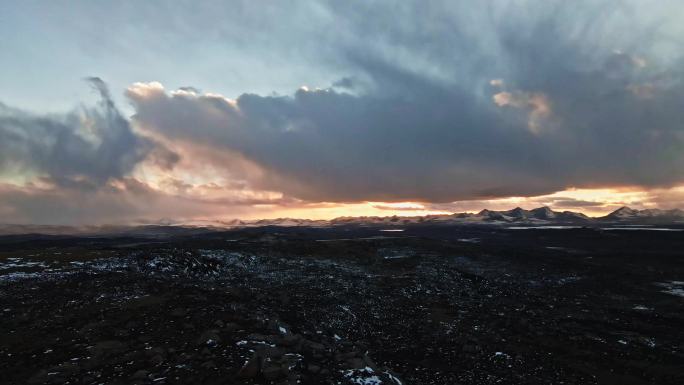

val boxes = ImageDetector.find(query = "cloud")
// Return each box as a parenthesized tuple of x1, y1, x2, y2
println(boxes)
(0, 177, 297, 225)
(127, 3, 684, 203)
(3, 1, 684, 224)
(549, 199, 606, 208)
(492, 90, 553, 134)
(371, 203, 427, 211)
(0, 78, 176, 189)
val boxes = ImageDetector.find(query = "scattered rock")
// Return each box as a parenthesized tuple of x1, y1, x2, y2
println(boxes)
(262, 364, 284, 380)
(131, 369, 149, 379)
(237, 355, 261, 379)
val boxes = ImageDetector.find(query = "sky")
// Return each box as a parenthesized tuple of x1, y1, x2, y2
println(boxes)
(1, 0, 684, 225)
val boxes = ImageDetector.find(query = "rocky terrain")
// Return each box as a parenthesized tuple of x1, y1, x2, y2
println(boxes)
(1, 224, 683, 384)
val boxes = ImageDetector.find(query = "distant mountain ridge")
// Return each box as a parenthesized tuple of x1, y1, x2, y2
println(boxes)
(0, 206, 682, 236)
(600, 207, 684, 221)
(155, 206, 683, 228)
(225, 206, 683, 227)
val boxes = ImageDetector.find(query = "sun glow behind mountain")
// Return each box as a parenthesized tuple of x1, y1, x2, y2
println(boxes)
(192, 186, 683, 222)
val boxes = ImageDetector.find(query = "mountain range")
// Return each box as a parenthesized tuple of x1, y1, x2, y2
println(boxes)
(218, 206, 684, 226)
(267, 206, 684, 227)
(0, 207, 682, 236)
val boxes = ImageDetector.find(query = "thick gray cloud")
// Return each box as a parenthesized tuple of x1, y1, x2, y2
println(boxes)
(127, 1, 684, 203)
(0, 78, 175, 189)
(548, 199, 606, 208)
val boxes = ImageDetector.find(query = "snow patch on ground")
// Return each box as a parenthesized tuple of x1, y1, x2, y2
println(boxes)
(0, 257, 48, 270)
(342, 367, 402, 385)
(343, 367, 382, 385)
(601, 227, 684, 231)
(655, 281, 684, 297)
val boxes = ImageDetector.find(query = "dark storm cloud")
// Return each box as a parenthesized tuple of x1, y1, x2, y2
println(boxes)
(0, 78, 175, 188)
(127, 1, 684, 203)
(551, 199, 606, 208)
(371, 204, 425, 212)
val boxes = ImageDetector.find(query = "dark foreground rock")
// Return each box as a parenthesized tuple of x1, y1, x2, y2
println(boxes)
(0, 225, 683, 384)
